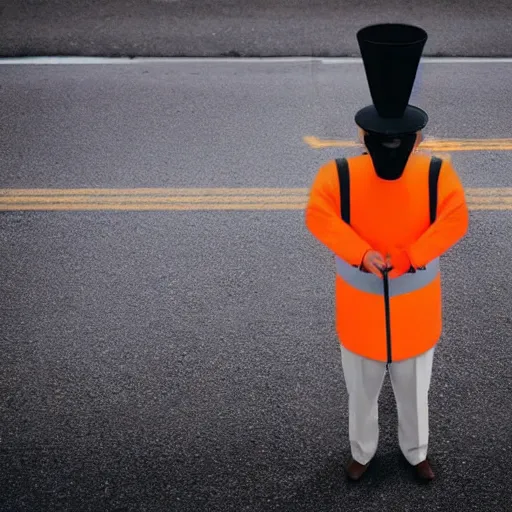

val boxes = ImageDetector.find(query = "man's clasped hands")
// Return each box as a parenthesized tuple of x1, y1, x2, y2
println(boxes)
(362, 248, 413, 278)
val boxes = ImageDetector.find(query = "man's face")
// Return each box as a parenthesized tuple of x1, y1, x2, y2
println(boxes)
(358, 129, 423, 151)
(361, 130, 421, 180)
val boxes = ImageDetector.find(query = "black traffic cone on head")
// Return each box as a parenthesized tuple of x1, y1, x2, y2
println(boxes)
(354, 23, 429, 180)
(355, 23, 429, 136)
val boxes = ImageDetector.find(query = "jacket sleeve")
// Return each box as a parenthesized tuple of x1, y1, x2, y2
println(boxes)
(407, 160, 469, 268)
(305, 160, 373, 266)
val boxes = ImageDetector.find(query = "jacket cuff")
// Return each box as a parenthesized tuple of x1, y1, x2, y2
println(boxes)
(358, 249, 372, 272)
(405, 247, 420, 271)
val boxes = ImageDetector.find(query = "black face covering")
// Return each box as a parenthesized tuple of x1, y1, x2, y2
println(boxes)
(363, 132, 417, 180)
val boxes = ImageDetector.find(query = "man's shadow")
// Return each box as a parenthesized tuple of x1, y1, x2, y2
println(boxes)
(287, 380, 428, 509)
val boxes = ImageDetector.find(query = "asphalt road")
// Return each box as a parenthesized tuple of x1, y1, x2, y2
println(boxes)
(1, 60, 511, 511)
(1, 0, 512, 57)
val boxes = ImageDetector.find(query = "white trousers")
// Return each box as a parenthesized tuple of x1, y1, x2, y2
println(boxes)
(340, 345, 435, 466)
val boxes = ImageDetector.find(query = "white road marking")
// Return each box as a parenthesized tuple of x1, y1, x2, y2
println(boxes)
(0, 56, 511, 65)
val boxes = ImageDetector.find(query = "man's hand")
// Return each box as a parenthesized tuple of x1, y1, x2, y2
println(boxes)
(387, 247, 413, 278)
(362, 250, 389, 277)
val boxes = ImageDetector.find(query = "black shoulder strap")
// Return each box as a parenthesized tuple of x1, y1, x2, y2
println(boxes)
(335, 158, 350, 224)
(429, 156, 442, 224)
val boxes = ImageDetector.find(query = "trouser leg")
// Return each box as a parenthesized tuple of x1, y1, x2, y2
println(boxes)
(388, 347, 435, 466)
(340, 345, 387, 465)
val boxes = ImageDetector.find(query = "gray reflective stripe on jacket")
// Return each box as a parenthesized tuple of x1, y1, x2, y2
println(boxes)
(335, 257, 440, 297)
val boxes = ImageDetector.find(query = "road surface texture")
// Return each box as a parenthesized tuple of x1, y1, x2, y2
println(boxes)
(1, 0, 512, 57)
(1, 60, 511, 511)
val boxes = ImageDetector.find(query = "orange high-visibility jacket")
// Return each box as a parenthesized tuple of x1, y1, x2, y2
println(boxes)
(305, 152, 469, 362)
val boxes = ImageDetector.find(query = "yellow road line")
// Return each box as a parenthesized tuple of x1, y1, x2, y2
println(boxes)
(467, 196, 512, 204)
(467, 204, 512, 210)
(1, 187, 510, 198)
(0, 195, 307, 205)
(0, 188, 511, 210)
(0, 188, 308, 197)
(0, 203, 510, 211)
(304, 136, 512, 151)
(0, 203, 309, 211)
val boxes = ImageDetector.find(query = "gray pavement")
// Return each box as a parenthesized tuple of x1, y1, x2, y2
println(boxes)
(1, 60, 512, 511)
(1, 0, 512, 57)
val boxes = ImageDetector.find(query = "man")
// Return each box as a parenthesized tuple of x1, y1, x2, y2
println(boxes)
(304, 23, 469, 482)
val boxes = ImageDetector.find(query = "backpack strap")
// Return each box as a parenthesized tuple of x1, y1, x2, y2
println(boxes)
(335, 158, 350, 224)
(408, 156, 442, 273)
(429, 156, 442, 224)
(336, 158, 367, 270)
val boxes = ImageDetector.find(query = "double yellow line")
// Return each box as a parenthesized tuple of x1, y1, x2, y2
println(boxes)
(466, 188, 512, 210)
(1, 137, 510, 211)
(0, 187, 510, 211)
(0, 188, 307, 211)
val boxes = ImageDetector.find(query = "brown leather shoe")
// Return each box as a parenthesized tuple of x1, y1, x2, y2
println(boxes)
(345, 457, 370, 481)
(415, 459, 435, 481)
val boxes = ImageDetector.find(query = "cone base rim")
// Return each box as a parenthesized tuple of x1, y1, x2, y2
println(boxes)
(355, 105, 428, 135)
